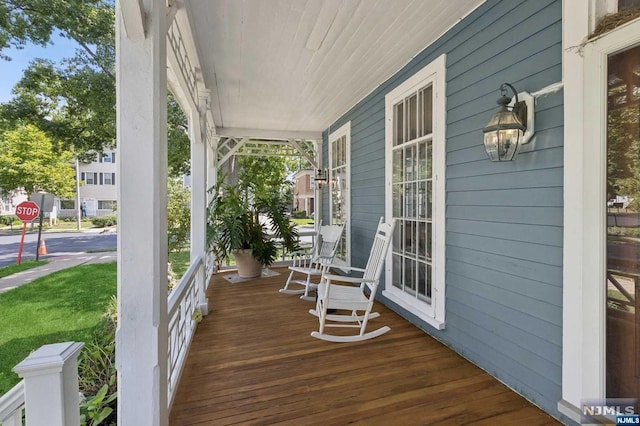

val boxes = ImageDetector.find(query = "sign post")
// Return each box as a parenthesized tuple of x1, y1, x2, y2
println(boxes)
(35, 193, 45, 261)
(15, 201, 40, 265)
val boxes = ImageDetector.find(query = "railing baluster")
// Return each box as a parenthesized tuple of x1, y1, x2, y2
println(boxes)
(167, 256, 204, 409)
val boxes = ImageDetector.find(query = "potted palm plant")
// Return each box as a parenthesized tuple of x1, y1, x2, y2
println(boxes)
(207, 181, 299, 278)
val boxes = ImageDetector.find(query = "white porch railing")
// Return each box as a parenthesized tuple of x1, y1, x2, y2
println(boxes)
(0, 257, 208, 423)
(167, 255, 204, 407)
(0, 342, 83, 426)
(0, 381, 24, 426)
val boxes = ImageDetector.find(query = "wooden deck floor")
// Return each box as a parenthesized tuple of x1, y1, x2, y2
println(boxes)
(169, 268, 559, 425)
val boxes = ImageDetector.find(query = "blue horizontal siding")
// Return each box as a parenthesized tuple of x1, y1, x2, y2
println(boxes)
(323, 0, 567, 422)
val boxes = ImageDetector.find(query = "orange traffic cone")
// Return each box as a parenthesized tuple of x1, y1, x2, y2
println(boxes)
(38, 239, 47, 255)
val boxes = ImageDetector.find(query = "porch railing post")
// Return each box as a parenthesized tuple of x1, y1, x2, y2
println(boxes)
(13, 342, 84, 426)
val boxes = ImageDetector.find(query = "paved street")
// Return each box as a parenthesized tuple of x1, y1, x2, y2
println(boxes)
(0, 230, 117, 267)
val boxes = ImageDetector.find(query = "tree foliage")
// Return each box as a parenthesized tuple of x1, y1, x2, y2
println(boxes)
(167, 96, 191, 177)
(0, 0, 191, 175)
(167, 179, 191, 253)
(606, 54, 640, 211)
(0, 124, 75, 196)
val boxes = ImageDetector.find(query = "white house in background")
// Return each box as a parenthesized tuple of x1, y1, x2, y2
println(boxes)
(58, 150, 117, 218)
(0, 190, 27, 216)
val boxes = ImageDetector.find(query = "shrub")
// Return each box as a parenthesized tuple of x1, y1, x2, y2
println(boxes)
(91, 215, 117, 228)
(292, 210, 307, 219)
(78, 296, 117, 426)
(0, 214, 18, 226)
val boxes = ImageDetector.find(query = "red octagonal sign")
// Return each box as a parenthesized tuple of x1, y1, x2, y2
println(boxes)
(15, 201, 40, 222)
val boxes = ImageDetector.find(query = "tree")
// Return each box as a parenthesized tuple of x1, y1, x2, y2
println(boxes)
(167, 179, 191, 253)
(0, 124, 75, 196)
(167, 95, 191, 177)
(0, 0, 191, 175)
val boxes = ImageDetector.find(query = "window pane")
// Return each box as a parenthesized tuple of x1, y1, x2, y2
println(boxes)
(407, 94, 417, 141)
(418, 262, 432, 301)
(418, 221, 427, 260)
(332, 140, 337, 167)
(418, 90, 423, 137)
(405, 183, 416, 218)
(426, 180, 432, 220)
(422, 85, 433, 135)
(392, 254, 403, 289)
(405, 220, 415, 255)
(394, 102, 404, 146)
(393, 220, 404, 253)
(404, 258, 416, 293)
(606, 44, 640, 401)
(60, 199, 75, 209)
(426, 223, 432, 260)
(418, 182, 427, 219)
(393, 149, 403, 183)
(618, 0, 640, 11)
(417, 142, 426, 180)
(426, 141, 432, 178)
(393, 184, 403, 217)
(405, 144, 415, 181)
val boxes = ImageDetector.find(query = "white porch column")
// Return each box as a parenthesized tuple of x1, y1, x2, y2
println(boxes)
(190, 94, 208, 314)
(116, 0, 169, 424)
(13, 342, 84, 426)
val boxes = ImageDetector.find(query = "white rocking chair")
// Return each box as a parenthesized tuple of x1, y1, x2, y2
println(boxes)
(309, 218, 395, 342)
(279, 224, 344, 301)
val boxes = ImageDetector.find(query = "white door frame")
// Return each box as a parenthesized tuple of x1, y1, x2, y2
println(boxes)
(561, 5, 640, 418)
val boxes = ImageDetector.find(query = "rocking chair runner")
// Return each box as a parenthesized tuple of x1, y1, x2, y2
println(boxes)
(279, 224, 344, 301)
(310, 218, 395, 342)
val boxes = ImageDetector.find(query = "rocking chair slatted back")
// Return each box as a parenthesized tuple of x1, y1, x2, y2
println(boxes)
(362, 221, 394, 289)
(316, 225, 343, 263)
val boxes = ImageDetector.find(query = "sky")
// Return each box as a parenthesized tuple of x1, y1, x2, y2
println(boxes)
(0, 34, 79, 103)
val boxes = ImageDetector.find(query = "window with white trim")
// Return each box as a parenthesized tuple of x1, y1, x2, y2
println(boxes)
(102, 172, 115, 185)
(60, 199, 75, 209)
(99, 152, 116, 163)
(82, 172, 98, 185)
(328, 122, 351, 267)
(98, 200, 116, 210)
(384, 54, 446, 330)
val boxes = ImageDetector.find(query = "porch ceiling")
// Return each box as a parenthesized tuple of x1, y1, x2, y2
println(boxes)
(186, 0, 484, 134)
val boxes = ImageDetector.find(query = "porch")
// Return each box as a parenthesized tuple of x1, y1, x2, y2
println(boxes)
(169, 268, 559, 425)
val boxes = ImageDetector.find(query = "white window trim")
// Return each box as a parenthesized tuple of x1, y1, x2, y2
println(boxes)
(383, 53, 446, 331)
(561, 1, 640, 420)
(328, 121, 351, 268)
(85, 172, 98, 185)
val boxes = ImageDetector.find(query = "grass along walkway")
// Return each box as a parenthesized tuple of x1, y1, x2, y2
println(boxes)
(0, 260, 48, 279)
(0, 262, 116, 395)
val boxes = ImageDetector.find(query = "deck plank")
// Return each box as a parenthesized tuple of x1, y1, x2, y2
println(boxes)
(169, 268, 559, 425)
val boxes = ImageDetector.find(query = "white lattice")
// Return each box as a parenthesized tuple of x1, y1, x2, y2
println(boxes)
(167, 256, 203, 407)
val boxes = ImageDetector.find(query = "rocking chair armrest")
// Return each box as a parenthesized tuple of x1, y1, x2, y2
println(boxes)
(323, 273, 378, 285)
(324, 264, 367, 273)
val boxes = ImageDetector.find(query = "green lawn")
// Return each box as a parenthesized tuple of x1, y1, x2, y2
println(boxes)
(169, 251, 191, 278)
(0, 262, 117, 395)
(0, 260, 48, 279)
(290, 218, 314, 226)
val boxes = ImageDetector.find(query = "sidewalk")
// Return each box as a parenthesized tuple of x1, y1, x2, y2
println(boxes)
(0, 252, 116, 293)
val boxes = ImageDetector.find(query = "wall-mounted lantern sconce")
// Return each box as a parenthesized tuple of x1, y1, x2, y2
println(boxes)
(482, 83, 535, 161)
(314, 168, 328, 185)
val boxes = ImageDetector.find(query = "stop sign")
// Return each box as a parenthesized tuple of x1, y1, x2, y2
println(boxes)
(15, 201, 40, 222)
